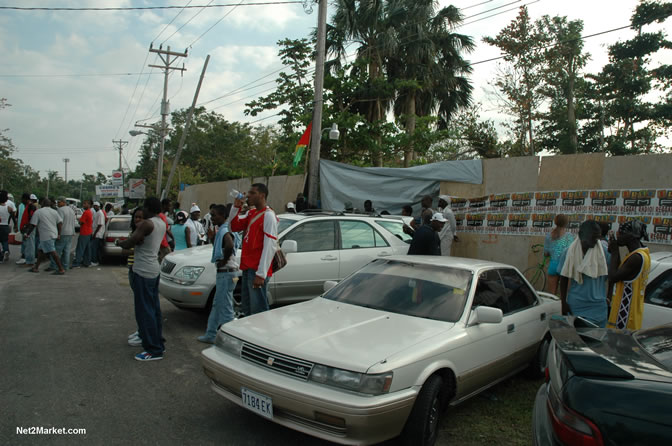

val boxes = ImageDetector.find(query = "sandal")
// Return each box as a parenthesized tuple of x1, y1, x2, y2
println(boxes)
(51, 270, 66, 275)
(29, 268, 39, 273)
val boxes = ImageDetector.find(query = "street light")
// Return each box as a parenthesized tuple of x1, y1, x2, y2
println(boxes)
(328, 123, 340, 140)
(128, 130, 147, 137)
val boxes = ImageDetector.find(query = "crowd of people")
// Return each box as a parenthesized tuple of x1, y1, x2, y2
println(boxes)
(1, 186, 653, 361)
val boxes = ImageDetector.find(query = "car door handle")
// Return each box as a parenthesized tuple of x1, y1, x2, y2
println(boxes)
(540, 312, 546, 321)
(377, 251, 391, 257)
(507, 324, 515, 334)
(320, 255, 338, 261)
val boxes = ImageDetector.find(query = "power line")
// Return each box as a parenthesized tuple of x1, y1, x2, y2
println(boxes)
(188, 0, 247, 49)
(161, 0, 216, 45)
(0, 72, 161, 78)
(0, 2, 302, 11)
(113, 52, 153, 141)
(153, 0, 195, 43)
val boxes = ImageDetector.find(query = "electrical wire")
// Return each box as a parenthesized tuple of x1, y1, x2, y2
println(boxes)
(188, 0, 248, 49)
(161, 0, 216, 45)
(0, 2, 302, 12)
(153, 0, 195, 43)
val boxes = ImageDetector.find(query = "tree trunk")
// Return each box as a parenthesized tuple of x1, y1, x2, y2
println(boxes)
(567, 73, 577, 153)
(403, 92, 416, 167)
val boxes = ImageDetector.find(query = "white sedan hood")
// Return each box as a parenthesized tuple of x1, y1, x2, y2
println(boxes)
(224, 298, 454, 373)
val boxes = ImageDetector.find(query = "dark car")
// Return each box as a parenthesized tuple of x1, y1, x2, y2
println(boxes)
(532, 316, 672, 446)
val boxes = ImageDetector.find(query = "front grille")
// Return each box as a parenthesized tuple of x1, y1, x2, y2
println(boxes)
(161, 260, 176, 274)
(241, 343, 314, 381)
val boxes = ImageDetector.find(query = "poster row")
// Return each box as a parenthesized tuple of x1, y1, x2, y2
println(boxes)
(449, 189, 672, 245)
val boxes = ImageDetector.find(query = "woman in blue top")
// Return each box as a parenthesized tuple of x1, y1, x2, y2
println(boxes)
(171, 211, 191, 250)
(544, 214, 574, 294)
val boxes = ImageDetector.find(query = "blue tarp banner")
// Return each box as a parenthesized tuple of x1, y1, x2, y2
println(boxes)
(319, 159, 483, 214)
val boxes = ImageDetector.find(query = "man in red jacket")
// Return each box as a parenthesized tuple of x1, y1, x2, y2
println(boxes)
(229, 183, 278, 315)
(73, 200, 94, 268)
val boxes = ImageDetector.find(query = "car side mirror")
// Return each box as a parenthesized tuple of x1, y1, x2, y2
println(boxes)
(469, 306, 503, 325)
(323, 280, 338, 293)
(281, 240, 297, 254)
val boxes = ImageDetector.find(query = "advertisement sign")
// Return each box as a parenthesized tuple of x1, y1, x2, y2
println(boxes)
(450, 188, 672, 245)
(111, 170, 123, 186)
(128, 178, 146, 199)
(95, 184, 122, 198)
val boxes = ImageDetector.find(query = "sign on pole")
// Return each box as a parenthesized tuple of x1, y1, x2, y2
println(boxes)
(128, 178, 146, 199)
(95, 184, 123, 198)
(111, 170, 123, 186)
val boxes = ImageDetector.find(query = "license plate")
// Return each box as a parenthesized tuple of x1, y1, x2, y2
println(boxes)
(241, 387, 273, 419)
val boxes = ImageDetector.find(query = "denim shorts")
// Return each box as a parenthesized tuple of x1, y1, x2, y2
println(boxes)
(39, 238, 57, 253)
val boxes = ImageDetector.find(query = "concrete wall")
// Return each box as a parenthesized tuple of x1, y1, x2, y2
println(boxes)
(445, 153, 672, 274)
(178, 175, 305, 214)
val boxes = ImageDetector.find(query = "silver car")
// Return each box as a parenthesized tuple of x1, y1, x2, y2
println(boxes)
(159, 213, 412, 310)
(102, 215, 131, 260)
(202, 256, 561, 445)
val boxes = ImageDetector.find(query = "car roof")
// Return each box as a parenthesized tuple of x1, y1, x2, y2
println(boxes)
(277, 212, 411, 223)
(383, 255, 515, 271)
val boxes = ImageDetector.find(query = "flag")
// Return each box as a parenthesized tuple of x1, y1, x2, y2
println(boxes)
(293, 123, 312, 167)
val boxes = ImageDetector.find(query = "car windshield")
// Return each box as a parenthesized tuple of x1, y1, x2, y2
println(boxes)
(278, 217, 296, 234)
(324, 259, 473, 322)
(107, 219, 130, 231)
(635, 325, 672, 370)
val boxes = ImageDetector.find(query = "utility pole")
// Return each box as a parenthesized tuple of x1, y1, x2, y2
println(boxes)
(112, 139, 128, 200)
(307, 0, 327, 208)
(162, 55, 210, 201)
(149, 44, 187, 196)
(62, 158, 70, 182)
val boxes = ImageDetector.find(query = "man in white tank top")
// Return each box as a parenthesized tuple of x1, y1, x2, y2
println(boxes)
(117, 197, 167, 361)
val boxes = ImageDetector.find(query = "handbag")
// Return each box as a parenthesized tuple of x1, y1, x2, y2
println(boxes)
(247, 207, 287, 272)
(14, 231, 23, 243)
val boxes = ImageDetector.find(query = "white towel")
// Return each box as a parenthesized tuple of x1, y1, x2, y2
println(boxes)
(559, 238, 608, 285)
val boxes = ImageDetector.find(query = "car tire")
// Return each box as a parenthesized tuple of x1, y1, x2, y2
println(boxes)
(400, 375, 444, 446)
(527, 335, 551, 379)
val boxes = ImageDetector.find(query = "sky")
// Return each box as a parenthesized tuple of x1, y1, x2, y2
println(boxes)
(0, 0, 665, 183)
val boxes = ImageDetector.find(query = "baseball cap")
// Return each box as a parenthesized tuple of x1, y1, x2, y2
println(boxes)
(29, 194, 38, 200)
(93, 201, 101, 206)
(57, 197, 67, 203)
(190, 204, 201, 213)
(438, 194, 451, 203)
(286, 202, 295, 209)
(431, 212, 447, 223)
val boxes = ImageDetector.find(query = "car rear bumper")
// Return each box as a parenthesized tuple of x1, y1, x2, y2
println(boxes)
(532, 383, 560, 446)
(159, 276, 211, 309)
(102, 243, 124, 257)
(201, 346, 418, 445)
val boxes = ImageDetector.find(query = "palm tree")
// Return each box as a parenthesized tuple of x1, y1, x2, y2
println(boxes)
(387, 1, 474, 166)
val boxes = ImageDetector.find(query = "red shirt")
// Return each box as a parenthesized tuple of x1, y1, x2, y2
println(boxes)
(79, 209, 93, 236)
(20, 204, 36, 230)
(159, 213, 169, 248)
(230, 206, 276, 277)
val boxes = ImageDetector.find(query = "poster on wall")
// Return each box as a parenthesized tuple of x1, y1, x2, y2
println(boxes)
(451, 188, 672, 245)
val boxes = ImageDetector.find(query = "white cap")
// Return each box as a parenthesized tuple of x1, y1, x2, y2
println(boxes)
(438, 194, 451, 204)
(431, 212, 447, 223)
(93, 201, 101, 206)
(29, 194, 38, 200)
(286, 202, 295, 209)
(190, 205, 201, 213)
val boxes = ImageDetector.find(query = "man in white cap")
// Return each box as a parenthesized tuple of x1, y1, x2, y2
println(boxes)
(285, 202, 296, 214)
(408, 212, 445, 255)
(437, 195, 458, 256)
(186, 204, 205, 246)
(90, 201, 105, 266)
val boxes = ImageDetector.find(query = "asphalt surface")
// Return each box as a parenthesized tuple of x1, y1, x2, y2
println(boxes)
(0, 246, 335, 446)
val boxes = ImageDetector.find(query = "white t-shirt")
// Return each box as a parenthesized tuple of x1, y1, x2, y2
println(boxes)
(185, 218, 199, 246)
(30, 207, 63, 240)
(58, 205, 77, 236)
(0, 201, 16, 226)
(93, 209, 106, 239)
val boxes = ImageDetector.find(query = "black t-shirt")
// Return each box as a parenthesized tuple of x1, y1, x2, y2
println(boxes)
(408, 224, 440, 255)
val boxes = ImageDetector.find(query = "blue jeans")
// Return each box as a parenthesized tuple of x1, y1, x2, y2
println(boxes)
(204, 271, 237, 339)
(73, 234, 91, 267)
(241, 269, 270, 316)
(90, 237, 103, 263)
(131, 272, 164, 356)
(23, 232, 36, 265)
(50, 235, 73, 270)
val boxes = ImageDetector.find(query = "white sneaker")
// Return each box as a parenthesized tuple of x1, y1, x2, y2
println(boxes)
(3, 252, 9, 261)
(128, 331, 139, 339)
(91, 262, 99, 267)
(128, 336, 142, 347)
(16, 258, 26, 265)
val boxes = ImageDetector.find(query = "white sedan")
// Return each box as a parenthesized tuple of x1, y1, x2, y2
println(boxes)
(201, 256, 561, 446)
(643, 251, 672, 328)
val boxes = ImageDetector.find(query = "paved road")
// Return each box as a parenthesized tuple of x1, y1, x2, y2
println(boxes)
(0, 247, 335, 446)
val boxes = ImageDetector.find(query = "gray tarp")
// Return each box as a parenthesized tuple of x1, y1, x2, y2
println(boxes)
(319, 159, 483, 214)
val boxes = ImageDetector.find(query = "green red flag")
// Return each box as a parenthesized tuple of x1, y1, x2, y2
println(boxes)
(292, 123, 312, 167)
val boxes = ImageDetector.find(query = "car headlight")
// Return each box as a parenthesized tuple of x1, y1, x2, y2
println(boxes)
(215, 332, 243, 357)
(170, 266, 205, 285)
(309, 364, 393, 395)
